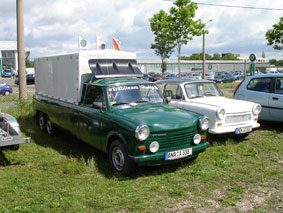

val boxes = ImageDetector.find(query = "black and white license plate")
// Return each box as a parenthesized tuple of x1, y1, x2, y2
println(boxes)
(235, 126, 252, 134)
(165, 148, 192, 160)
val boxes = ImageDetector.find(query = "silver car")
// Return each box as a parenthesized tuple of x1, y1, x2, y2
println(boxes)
(234, 74, 283, 122)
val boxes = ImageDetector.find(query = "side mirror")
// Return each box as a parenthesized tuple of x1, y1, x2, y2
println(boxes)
(166, 97, 171, 103)
(92, 102, 103, 110)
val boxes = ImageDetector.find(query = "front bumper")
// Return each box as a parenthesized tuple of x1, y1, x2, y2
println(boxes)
(209, 122, 260, 135)
(128, 142, 209, 166)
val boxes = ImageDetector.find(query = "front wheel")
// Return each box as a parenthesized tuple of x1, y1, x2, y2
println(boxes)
(109, 140, 135, 176)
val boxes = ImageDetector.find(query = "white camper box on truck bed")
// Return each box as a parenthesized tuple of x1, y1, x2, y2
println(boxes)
(34, 50, 138, 104)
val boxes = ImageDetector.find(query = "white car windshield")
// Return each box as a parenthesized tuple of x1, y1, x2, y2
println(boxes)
(185, 82, 223, 98)
(108, 84, 164, 107)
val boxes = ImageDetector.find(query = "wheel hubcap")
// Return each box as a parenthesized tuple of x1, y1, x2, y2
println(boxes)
(39, 116, 44, 130)
(46, 120, 52, 134)
(112, 147, 125, 172)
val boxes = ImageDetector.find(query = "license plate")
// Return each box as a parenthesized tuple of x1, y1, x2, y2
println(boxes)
(235, 126, 252, 134)
(165, 148, 192, 160)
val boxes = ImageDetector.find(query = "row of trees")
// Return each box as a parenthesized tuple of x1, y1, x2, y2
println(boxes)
(180, 53, 239, 61)
(269, 59, 283, 66)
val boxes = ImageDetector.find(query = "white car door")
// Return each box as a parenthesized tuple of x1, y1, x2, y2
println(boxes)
(269, 77, 283, 121)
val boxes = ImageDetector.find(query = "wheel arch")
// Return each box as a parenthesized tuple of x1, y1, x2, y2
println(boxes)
(106, 132, 128, 154)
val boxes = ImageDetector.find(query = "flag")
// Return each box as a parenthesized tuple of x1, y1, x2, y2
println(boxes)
(112, 37, 121, 51)
(78, 35, 87, 51)
(97, 36, 106, 50)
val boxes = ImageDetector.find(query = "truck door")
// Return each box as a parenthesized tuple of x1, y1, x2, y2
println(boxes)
(78, 85, 105, 150)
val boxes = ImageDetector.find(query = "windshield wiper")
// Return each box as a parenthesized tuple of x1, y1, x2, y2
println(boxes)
(135, 100, 150, 103)
(203, 93, 215, 97)
(112, 102, 130, 106)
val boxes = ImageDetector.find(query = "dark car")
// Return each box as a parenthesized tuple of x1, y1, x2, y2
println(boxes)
(151, 74, 162, 82)
(15, 74, 35, 85)
(0, 82, 13, 96)
(214, 73, 235, 83)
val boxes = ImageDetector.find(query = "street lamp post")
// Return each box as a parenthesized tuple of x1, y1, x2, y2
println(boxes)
(202, 19, 213, 79)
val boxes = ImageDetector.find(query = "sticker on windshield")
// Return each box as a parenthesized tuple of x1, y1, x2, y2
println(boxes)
(199, 85, 203, 91)
(109, 86, 139, 92)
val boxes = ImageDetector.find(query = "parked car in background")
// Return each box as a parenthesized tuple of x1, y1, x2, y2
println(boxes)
(2, 68, 12, 78)
(191, 72, 202, 80)
(157, 79, 261, 138)
(14, 73, 35, 85)
(214, 73, 235, 83)
(234, 74, 283, 122)
(166, 73, 177, 79)
(0, 82, 13, 96)
(151, 73, 162, 81)
(205, 72, 214, 81)
(142, 73, 150, 81)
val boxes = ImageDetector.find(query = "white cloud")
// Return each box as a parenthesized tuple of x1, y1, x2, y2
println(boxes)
(0, 0, 282, 60)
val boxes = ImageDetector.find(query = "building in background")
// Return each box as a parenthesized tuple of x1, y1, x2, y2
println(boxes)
(0, 41, 18, 76)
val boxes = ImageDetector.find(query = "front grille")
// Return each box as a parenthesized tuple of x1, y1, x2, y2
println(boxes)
(225, 113, 251, 124)
(147, 130, 197, 150)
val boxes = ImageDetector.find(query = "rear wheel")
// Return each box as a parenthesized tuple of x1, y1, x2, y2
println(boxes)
(37, 112, 46, 131)
(4, 91, 10, 96)
(46, 116, 55, 135)
(109, 140, 135, 176)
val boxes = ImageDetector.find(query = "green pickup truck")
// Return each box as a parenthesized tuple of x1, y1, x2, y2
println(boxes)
(34, 50, 209, 176)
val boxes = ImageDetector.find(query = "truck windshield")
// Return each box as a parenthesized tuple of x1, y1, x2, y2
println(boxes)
(108, 84, 164, 107)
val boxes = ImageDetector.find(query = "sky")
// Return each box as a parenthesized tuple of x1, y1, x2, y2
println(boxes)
(0, 0, 282, 61)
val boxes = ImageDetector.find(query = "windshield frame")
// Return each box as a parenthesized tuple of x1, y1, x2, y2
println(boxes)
(107, 82, 165, 108)
(184, 82, 224, 99)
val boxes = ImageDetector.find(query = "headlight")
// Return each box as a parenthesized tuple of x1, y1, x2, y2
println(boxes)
(193, 134, 201, 144)
(149, 141, 159, 153)
(216, 108, 225, 120)
(199, 116, 209, 131)
(135, 124, 150, 141)
(252, 104, 261, 115)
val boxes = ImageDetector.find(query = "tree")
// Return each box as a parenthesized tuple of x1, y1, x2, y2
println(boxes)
(269, 59, 276, 65)
(168, 0, 206, 77)
(25, 51, 34, 67)
(149, 10, 175, 73)
(261, 51, 265, 58)
(212, 53, 221, 60)
(266, 17, 283, 50)
(222, 53, 238, 60)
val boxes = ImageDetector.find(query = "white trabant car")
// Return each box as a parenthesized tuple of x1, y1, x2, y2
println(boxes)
(157, 79, 261, 138)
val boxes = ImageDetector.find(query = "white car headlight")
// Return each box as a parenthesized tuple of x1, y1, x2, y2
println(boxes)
(149, 141, 159, 153)
(199, 116, 209, 131)
(135, 124, 150, 141)
(216, 108, 225, 120)
(252, 104, 261, 115)
(193, 134, 201, 144)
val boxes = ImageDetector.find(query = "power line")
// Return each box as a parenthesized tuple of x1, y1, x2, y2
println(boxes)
(194, 2, 283, 11)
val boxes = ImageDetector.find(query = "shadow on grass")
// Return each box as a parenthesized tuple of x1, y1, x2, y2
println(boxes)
(0, 151, 20, 166)
(17, 115, 198, 179)
(258, 120, 283, 134)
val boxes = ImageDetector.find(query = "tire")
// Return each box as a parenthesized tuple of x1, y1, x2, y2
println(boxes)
(37, 112, 46, 131)
(46, 116, 55, 136)
(109, 140, 135, 176)
(4, 91, 10, 96)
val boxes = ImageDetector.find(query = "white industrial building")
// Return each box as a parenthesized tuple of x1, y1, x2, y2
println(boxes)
(0, 41, 18, 75)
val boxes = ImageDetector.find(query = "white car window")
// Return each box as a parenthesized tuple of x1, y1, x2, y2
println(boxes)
(185, 83, 222, 98)
(275, 77, 283, 95)
(247, 77, 272, 93)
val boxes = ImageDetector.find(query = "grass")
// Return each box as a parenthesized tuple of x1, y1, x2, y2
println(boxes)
(217, 82, 239, 89)
(0, 93, 34, 102)
(0, 101, 282, 212)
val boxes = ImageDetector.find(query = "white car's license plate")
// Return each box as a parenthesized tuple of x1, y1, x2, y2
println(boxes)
(165, 148, 192, 160)
(235, 126, 252, 134)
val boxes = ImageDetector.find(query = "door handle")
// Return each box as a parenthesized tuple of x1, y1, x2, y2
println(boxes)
(272, 97, 279, 100)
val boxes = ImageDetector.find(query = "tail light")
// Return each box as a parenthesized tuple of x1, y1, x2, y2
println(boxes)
(233, 79, 245, 97)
